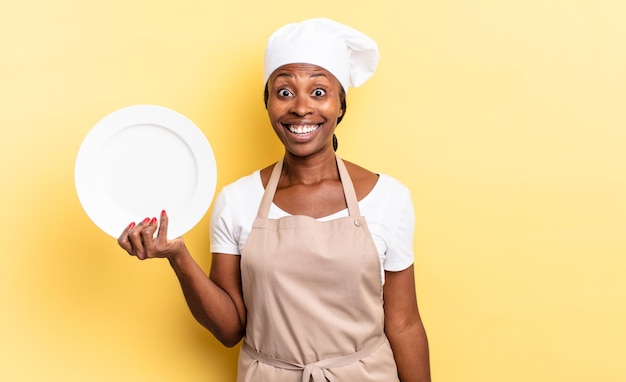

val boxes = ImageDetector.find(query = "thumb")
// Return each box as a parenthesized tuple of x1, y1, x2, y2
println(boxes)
(156, 209, 169, 243)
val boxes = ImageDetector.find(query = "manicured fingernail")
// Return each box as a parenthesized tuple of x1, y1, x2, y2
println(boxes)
(161, 210, 167, 217)
(143, 217, 150, 223)
(150, 217, 157, 224)
(128, 222, 136, 229)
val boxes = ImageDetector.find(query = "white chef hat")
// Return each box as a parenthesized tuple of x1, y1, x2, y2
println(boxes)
(263, 18, 379, 92)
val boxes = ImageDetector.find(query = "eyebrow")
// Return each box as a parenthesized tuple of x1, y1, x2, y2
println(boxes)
(310, 73, 329, 79)
(273, 72, 330, 79)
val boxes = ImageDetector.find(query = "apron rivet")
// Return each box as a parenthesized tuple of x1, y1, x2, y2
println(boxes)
(354, 219, 361, 227)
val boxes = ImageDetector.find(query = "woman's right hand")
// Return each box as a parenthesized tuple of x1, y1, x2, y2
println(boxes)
(118, 210, 246, 345)
(117, 210, 186, 260)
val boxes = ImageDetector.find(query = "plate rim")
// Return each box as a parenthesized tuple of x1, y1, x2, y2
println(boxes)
(75, 104, 217, 239)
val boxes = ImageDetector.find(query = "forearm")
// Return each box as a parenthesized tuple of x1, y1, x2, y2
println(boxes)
(387, 319, 431, 382)
(168, 249, 244, 347)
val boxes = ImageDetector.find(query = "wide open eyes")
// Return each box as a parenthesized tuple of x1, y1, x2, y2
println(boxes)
(277, 88, 326, 98)
(312, 88, 326, 97)
(278, 88, 293, 97)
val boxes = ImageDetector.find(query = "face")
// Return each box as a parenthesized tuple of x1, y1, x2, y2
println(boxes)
(266, 63, 344, 158)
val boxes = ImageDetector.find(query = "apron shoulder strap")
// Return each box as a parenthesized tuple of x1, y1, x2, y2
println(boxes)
(335, 155, 362, 218)
(257, 158, 283, 218)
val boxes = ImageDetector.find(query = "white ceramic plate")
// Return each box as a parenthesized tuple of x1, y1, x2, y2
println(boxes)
(75, 105, 217, 239)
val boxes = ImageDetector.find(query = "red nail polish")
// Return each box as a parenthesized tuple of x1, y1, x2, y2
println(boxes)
(150, 217, 157, 224)
(128, 222, 136, 229)
(143, 217, 150, 223)
(161, 210, 167, 217)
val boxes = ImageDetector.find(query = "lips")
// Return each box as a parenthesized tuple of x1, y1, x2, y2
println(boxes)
(285, 123, 321, 135)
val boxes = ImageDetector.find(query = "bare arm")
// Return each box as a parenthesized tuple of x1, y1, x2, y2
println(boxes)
(117, 211, 246, 347)
(384, 265, 431, 382)
(169, 251, 246, 347)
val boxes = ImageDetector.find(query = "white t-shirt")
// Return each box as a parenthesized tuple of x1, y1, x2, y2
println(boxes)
(209, 170, 416, 281)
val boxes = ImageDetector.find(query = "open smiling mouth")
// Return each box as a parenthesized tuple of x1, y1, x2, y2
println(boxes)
(285, 124, 322, 135)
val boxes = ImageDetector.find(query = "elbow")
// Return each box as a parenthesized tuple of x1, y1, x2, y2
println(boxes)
(219, 332, 244, 348)
(209, 324, 245, 348)
(191, 310, 246, 348)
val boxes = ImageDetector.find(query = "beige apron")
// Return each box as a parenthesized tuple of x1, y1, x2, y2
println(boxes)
(237, 155, 398, 382)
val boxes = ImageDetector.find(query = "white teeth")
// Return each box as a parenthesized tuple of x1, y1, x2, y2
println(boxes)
(288, 124, 320, 134)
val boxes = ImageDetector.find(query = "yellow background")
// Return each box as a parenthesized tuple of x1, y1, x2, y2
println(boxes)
(1, 0, 625, 381)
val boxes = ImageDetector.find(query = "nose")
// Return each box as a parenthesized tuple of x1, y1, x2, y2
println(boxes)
(289, 96, 312, 117)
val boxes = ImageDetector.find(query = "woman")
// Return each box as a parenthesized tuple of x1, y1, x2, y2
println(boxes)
(118, 18, 431, 382)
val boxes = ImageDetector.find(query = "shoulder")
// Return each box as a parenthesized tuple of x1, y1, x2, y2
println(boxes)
(360, 171, 416, 272)
(210, 170, 263, 242)
(220, 170, 263, 197)
(341, 159, 411, 201)
(375, 173, 411, 195)
(213, 170, 264, 217)
(259, 162, 278, 189)
(342, 159, 380, 201)
(366, 173, 412, 211)
(361, 171, 413, 223)
(210, 171, 263, 255)
(342, 159, 376, 182)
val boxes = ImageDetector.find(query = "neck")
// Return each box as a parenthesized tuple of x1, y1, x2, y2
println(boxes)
(281, 149, 338, 186)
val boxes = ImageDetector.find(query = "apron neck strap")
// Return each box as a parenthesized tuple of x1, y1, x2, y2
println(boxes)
(257, 157, 284, 218)
(336, 155, 361, 217)
(257, 154, 362, 218)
